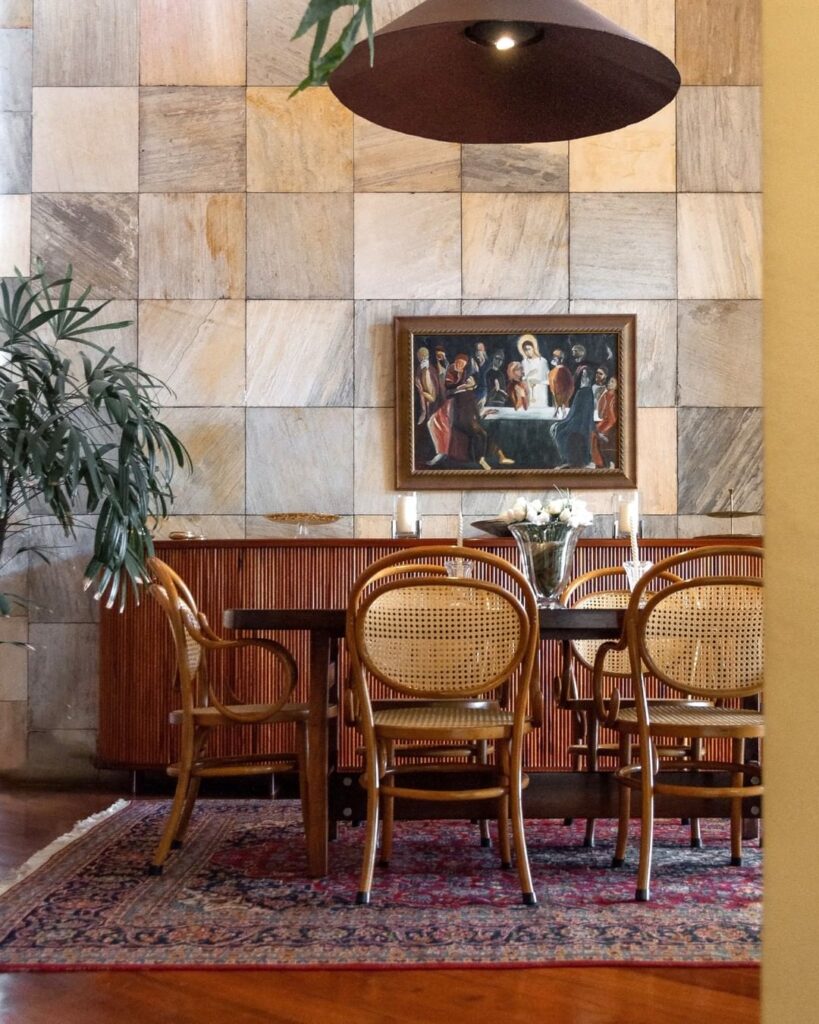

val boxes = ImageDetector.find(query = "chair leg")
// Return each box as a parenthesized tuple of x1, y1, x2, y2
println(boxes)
(296, 722, 311, 847)
(635, 737, 655, 902)
(150, 767, 192, 875)
(689, 737, 703, 849)
(507, 739, 536, 906)
(583, 712, 599, 848)
(730, 737, 745, 867)
(477, 740, 491, 848)
(379, 740, 395, 868)
(496, 742, 511, 868)
(172, 727, 208, 849)
(357, 752, 381, 905)
(613, 731, 631, 868)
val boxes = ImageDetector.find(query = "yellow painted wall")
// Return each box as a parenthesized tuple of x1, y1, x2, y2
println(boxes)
(762, 2, 819, 1019)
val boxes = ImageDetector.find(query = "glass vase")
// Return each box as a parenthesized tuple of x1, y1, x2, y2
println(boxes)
(509, 521, 583, 608)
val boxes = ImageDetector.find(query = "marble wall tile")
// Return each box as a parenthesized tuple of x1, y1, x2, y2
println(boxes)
(33, 0, 137, 85)
(24, 728, 98, 780)
(27, 516, 98, 624)
(245, 515, 354, 539)
(588, 0, 676, 59)
(140, 0, 246, 86)
(354, 118, 460, 192)
(569, 104, 676, 192)
(355, 193, 461, 300)
(462, 143, 568, 193)
(677, 514, 763, 539)
(637, 407, 677, 514)
(462, 193, 569, 299)
(569, 300, 677, 407)
(32, 87, 138, 192)
(0, 27, 31, 109)
(246, 300, 354, 406)
(678, 300, 762, 407)
(677, 194, 762, 299)
(0, 1, 31, 28)
(0, 534, 29, 617)
(138, 300, 245, 406)
(247, 0, 343, 87)
(0, 702, 27, 770)
(0, 191, 31, 271)
(677, 87, 761, 193)
(642, 514, 679, 538)
(152, 515, 246, 540)
(460, 300, 570, 315)
(676, 0, 761, 85)
(247, 87, 352, 193)
(28, 623, 98, 729)
(246, 408, 354, 514)
(31, 193, 138, 298)
(159, 407, 245, 514)
(0, 111, 30, 191)
(139, 193, 245, 299)
(54, 300, 137, 375)
(570, 193, 677, 299)
(677, 407, 762, 514)
(353, 407, 461, 516)
(354, 299, 460, 408)
(371, 0, 421, 29)
(139, 87, 246, 192)
(0, 619, 27, 700)
(247, 193, 353, 299)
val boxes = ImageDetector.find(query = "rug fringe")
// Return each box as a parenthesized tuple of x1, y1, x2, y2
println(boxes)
(0, 799, 129, 899)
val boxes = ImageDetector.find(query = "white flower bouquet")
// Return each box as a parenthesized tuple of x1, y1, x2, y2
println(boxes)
(498, 492, 594, 530)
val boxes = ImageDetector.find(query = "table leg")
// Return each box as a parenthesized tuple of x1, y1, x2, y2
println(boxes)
(306, 630, 331, 877)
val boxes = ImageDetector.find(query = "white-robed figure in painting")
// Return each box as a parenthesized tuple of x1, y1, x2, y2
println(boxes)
(517, 334, 550, 408)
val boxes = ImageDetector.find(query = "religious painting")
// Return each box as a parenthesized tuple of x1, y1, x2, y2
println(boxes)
(394, 315, 637, 490)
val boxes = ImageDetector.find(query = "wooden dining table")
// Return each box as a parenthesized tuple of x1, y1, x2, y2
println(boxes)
(223, 605, 623, 878)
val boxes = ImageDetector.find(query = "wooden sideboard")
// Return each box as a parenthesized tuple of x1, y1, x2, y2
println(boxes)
(98, 537, 762, 773)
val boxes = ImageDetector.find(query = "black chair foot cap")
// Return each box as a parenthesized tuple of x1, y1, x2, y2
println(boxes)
(378, 859, 390, 869)
(611, 856, 625, 868)
(355, 892, 371, 905)
(635, 888, 649, 902)
(148, 864, 163, 876)
(691, 838, 703, 849)
(522, 893, 538, 907)
(501, 860, 512, 870)
(563, 817, 573, 826)
(681, 818, 690, 826)
(480, 836, 491, 848)
(171, 839, 183, 850)
(582, 838, 595, 849)
(731, 856, 743, 867)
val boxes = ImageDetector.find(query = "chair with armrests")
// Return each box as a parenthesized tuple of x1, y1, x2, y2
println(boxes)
(591, 545, 764, 901)
(561, 566, 701, 849)
(146, 556, 310, 875)
(346, 545, 542, 905)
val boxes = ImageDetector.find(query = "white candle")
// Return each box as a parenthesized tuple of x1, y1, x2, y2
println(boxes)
(618, 496, 637, 535)
(395, 493, 417, 535)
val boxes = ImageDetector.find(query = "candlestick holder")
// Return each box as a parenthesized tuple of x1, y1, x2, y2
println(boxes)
(390, 519, 421, 539)
(392, 492, 421, 539)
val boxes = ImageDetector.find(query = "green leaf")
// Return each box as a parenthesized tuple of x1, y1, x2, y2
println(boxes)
(292, 0, 374, 91)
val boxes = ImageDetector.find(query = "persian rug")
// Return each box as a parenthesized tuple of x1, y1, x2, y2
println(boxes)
(0, 800, 761, 970)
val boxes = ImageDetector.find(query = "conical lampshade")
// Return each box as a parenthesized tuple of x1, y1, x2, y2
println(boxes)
(328, 0, 681, 144)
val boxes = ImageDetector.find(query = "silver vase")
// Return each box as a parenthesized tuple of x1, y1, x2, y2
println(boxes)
(509, 521, 583, 608)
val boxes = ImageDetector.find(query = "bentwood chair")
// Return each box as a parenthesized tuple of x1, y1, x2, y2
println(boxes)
(346, 545, 542, 906)
(591, 546, 764, 901)
(147, 557, 310, 875)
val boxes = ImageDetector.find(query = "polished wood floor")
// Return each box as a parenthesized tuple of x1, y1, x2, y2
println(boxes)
(0, 788, 760, 1024)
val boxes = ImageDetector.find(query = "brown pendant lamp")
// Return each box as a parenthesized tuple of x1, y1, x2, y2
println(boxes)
(328, 0, 681, 144)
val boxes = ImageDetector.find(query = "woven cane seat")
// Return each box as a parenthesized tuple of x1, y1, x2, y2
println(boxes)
(616, 703, 764, 735)
(372, 704, 518, 734)
(170, 703, 309, 726)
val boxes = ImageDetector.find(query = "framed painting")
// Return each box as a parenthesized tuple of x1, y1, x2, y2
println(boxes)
(394, 314, 637, 490)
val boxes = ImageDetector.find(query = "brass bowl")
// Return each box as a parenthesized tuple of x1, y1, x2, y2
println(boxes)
(263, 513, 341, 526)
(168, 530, 204, 541)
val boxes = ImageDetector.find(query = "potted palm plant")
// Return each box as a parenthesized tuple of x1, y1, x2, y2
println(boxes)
(0, 263, 189, 620)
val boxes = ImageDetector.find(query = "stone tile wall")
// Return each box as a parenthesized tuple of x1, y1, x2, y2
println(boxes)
(0, 0, 763, 775)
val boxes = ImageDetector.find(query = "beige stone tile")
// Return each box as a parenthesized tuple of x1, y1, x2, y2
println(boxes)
(676, 0, 761, 85)
(677, 408, 762, 514)
(678, 194, 762, 300)
(353, 407, 460, 516)
(31, 193, 138, 299)
(354, 299, 460, 408)
(247, 193, 353, 299)
(587, 0, 676, 59)
(0, 111, 30, 192)
(0, 702, 27, 770)
(151, 515, 246, 540)
(460, 300, 570, 315)
(159, 407, 245, 514)
(24, 729, 98, 780)
(636, 407, 676, 514)
(569, 300, 677, 407)
(353, 515, 392, 539)
(354, 117, 460, 192)
(28, 623, 97, 729)
(463, 193, 568, 300)
(246, 515, 354, 539)
(0, 1, 31, 28)
(27, 516, 98, 623)
(139, 87, 246, 192)
(54, 300, 137, 375)
(0, 27, 31, 109)
(462, 143, 568, 193)
(0, 194, 30, 275)
(678, 300, 762, 407)
(246, 300, 353, 406)
(139, 193, 245, 299)
(33, 0, 137, 85)
(140, 0, 245, 85)
(246, 408, 354, 514)
(139, 300, 245, 406)
(32, 87, 138, 192)
(0, 619, 28, 700)
(0, 533, 29, 617)
(569, 104, 676, 192)
(570, 193, 676, 299)
(355, 193, 461, 300)
(677, 87, 761, 192)
(248, 0, 343, 87)
(248, 87, 352, 192)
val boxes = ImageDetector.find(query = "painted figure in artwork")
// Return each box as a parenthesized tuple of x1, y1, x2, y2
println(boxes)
(551, 365, 596, 467)
(548, 348, 574, 417)
(518, 334, 550, 407)
(592, 375, 618, 468)
(446, 353, 491, 470)
(506, 361, 530, 411)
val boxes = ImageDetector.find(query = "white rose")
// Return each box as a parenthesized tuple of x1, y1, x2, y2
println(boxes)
(546, 500, 563, 516)
(558, 508, 572, 523)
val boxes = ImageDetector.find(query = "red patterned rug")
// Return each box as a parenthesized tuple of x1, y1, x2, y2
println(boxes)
(0, 800, 761, 970)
